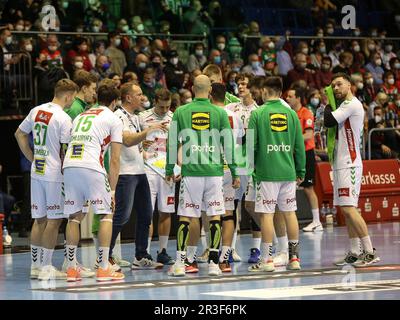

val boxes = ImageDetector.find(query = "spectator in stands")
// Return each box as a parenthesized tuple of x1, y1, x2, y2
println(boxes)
(69, 55, 85, 77)
(40, 35, 63, 69)
(66, 38, 93, 74)
(108, 73, 122, 89)
(151, 53, 166, 85)
(90, 18, 104, 33)
(362, 38, 378, 60)
(350, 39, 366, 73)
(286, 52, 315, 90)
(126, 37, 151, 72)
(179, 89, 193, 106)
(215, 35, 230, 65)
(306, 88, 322, 115)
(141, 67, 163, 105)
(163, 50, 188, 92)
(352, 73, 368, 110)
(276, 36, 293, 77)
(332, 51, 353, 75)
(183, 0, 214, 35)
(159, 0, 180, 33)
(91, 54, 112, 80)
(0, 163, 16, 246)
(130, 16, 146, 35)
(208, 49, 223, 68)
(170, 92, 181, 112)
(258, 36, 277, 75)
(151, 39, 165, 57)
(389, 57, 400, 89)
(105, 31, 127, 76)
(382, 42, 397, 70)
(127, 53, 149, 82)
(88, 41, 106, 69)
(309, 40, 327, 70)
(122, 71, 139, 85)
(14, 19, 25, 32)
(369, 92, 389, 120)
(380, 71, 399, 103)
(242, 53, 265, 76)
(187, 43, 207, 73)
(328, 40, 344, 68)
(365, 51, 385, 86)
(242, 20, 261, 60)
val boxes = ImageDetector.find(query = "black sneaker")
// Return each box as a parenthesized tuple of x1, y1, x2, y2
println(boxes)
(353, 249, 380, 268)
(334, 251, 360, 266)
(157, 248, 175, 265)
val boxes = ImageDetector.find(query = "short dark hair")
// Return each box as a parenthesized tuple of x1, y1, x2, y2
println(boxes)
(210, 83, 226, 103)
(97, 83, 120, 106)
(120, 82, 136, 102)
(263, 76, 283, 94)
(73, 70, 98, 89)
(288, 84, 306, 101)
(236, 73, 253, 84)
(154, 88, 172, 102)
(54, 79, 79, 97)
(248, 76, 265, 89)
(332, 72, 352, 84)
(383, 70, 394, 80)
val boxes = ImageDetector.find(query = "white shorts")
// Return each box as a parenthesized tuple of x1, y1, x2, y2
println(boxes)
(31, 178, 67, 220)
(63, 167, 112, 216)
(223, 171, 235, 211)
(147, 173, 176, 213)
(245, 177, 256, 202)
(255, 181, 297, 214)
(178, 176, 225, 218)
(235, 175, 250, 200)
(333, 167, 362, 207)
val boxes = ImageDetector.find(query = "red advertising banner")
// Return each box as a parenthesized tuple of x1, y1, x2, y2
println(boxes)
(315, 160, 400, 225)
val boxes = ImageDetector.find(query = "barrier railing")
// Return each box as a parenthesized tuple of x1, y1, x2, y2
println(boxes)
(368, 127, 399, 160)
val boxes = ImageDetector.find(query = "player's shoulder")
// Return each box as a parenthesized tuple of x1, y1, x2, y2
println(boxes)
(138, 108, 153, 119)
(225, 102, 240, 111)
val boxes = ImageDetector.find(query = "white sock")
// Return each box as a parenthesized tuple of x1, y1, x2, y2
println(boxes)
(361, 236, 373, 253)
(113, 234, 122, 259)
(277, 236, 288, 253)
(66, 245, 77, 269)
(187, 246, 197, 263)
(42, 248, 54, 267)
(350, 238, 361, 254)
(201, 232, 209, 251)
(63, 240, 67, 259)
(219, 246, 231, 263)
(312, 209, 321, 223)
(231, 230, 238, 249)
(147, 237, 152, 253)
(31, 245, 42, 268)
(251, 237, 261, 250)
(98, 247, 109, 270)
(93, 235, 99, 253)
(261, 242, 273, 262)
(159, 236, 169, 251)
(176, 250, 186, 265)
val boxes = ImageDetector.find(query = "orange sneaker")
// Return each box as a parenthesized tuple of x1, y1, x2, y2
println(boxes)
(96, 267, 125, 282)
(66, 267, 82, 282)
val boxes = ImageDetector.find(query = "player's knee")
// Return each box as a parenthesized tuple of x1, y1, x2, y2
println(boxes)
(221, 214, 234, 222)
(244, 201, 253, 213)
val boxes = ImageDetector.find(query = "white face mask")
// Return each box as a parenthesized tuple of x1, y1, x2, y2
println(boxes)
(92, 26, 100, 32)
(302, 48, 309, 55)
(395, 63, 400, 69)
(217, 43, 225, 51)
(353, 45, 360, 52)
(195, 49, 203, 56)
(385, 45, 393, 52)
(388, 78, 395, 85)
(317, 32, 324, 38)
(5, 36, 12, 45)
(310, 98, 320, 107)
(48, 45, 58, 51)
(375, 59, 382, 66)
(367, 78, 374, 85)
(114, 39, 121, 47)
(327, 28, 334, 35)
(371, 31, 378, 37)
(15, 25, 24, 31)
(375, 115, 382, 123)
(268, 42, 275, 50)
(368, 44, 376, 51)
(319, 46, 326, 53)
(396, 100, 400, 107)
(25, 44, 33, 52)
(122, 25, 129, 32)
(356, 82, 364, 90)
(171, 57, 178, 65)
(143, 100, 151, 108)
(75, 61, 84, 69)
(138, 62, 147, 69)
(185, 98, 192, 103)
(136, 24, 144, 32)
(354, 30, 360, 36)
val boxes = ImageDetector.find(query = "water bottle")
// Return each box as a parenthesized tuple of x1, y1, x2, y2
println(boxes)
(2, 226, 12, 246)
(321, 203, 327, 218)
(331, 206, 337, 224)
(326, 203, 333, 225)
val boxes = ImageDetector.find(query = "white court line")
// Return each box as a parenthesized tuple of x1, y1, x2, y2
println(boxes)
(202, 279, 400, 299)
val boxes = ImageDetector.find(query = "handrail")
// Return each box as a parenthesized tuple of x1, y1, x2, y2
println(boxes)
(242, 34, 400, 41)
(368, 127, 399, 160)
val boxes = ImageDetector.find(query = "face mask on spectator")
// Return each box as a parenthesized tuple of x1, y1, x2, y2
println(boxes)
(310, 97, 320, 107)
(388, 78, 395, 85)
(144, 79, 155, 87)
(143, 100, 151, 108)
(321, 63, 330, 71)
(25, 26, 31, 31)
(214, 56, 221, 64)
(16, 25, 24, 31)
(368, 44, 376, 51)
(48, 45, 58, 52)
(75, 61, 84, 69)
(319, 46, 326, 53)
(102, 62, 110, 70)
(77, 27, 83, 33)
(114, 39, 121, 47)
(395, 62, 400, 69)
(195, 49, 203, 56)
(54, 27, 60, 32)
(366, 78, 374, 85)
(301, 48, 309, 55)
(353, 45, 360, 52)
(375, 115, 382, 123)
(357, 82, 364, 90)
(396, 100, 400, 107)
(385, 45, 393, 52)
(122, 25, 129, 32)
(5, 36, 12, 45)
(371, 31, 378, 37)
(171, 57, 178, 65)
(251, 61, 260, 69)
(298, 62, 307, 69)
(354, 30, 360, 36)
(62, 1, 69, 9)
(326, 27, 334, 35)
(317, 32, 324, 37)
(25, 44, 33, 52)
(185, 98, 192, 103)
(217, 43, 225, 51)
(136, 24, 144, 32)
(92, 26, 100, 32)
(138, 62, 147, 69)
(375, 58, 382, 66)
(268, 42, 275, 50)
(232, 66, 240, 72)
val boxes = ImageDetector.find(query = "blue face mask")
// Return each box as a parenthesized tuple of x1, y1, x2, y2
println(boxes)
(102, 63, 110, 71)
(251, 61, 260, 69)
(214, 56, 222, 64)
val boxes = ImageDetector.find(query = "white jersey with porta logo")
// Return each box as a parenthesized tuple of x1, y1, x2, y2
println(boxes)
(138, 108, 173, 175)
(63, 106, 123, 175)
(223, 108, 245, 171)
(331, 96, 364, 170)
(18, 102, 72, 182)
(225, 100, 258, 130)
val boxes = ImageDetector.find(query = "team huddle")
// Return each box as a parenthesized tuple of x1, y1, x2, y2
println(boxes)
(14, 64, 379, 282)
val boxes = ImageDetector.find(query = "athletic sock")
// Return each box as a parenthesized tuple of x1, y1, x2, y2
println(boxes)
(252, 237, 261, 250)
(147, 237, 152, 253)
(31, 245, 41, 269)
(361, 236, 373, 254)
(312, 209, 321, 223)
(219, 246, 231, 263)
(66, 245, 77, 269)
(350, 238, 362, 255)
(288, 240, 299, 260)
(176, 251, 186, 265)
(209, 220, 221, 251)
(176, 221, 190, 252)
(231, 230, 238, 249)
(42, 248, 54, 267)
(187, 246, 197, 263)
(261, 242, 273, 262)
(63, 240, 67, 259)
(201, 232, 209, 251)
(277, 235, 288, 253)
(98, 247, 109, 270)
(159, 236, 169, 251)
(93, 235, 99, 253)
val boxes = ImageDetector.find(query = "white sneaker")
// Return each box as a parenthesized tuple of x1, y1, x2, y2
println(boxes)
(62, 259, 95, 278)
(208, 261, 222, 276)
(30, 266, 40, 279)
(38, 265, 67, 280)
(302, 221, 323, 232)
(231, 248, 242, 262)
(112, 255, 131, 268)
(131, 257, 163, 270)
(248, 260, 275, 272)
(93, 258, 120, 273)
(167, 263, 185, 277)
(273, 251, 289, 267)
(197, 249, 209, 263)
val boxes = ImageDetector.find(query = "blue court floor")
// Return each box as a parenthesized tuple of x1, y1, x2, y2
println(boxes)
(1, 222, 400, 300)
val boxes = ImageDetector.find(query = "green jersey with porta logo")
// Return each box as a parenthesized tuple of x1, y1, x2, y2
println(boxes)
(248, 99, 306, 182)
(166, 98, 237, 178)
